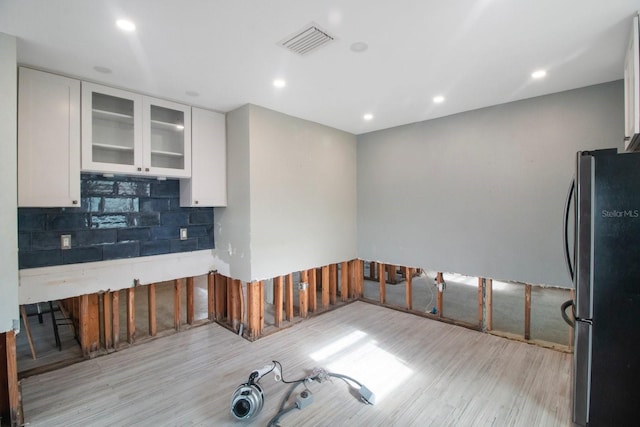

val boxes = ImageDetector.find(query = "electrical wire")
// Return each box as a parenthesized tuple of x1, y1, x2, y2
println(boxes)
(267, 404, 298, 427)
(272, 360, 308, 384)
(326, 372, 363, 388)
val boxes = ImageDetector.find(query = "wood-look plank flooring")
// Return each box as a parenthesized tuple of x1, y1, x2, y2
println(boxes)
(20, 301, 572, 426)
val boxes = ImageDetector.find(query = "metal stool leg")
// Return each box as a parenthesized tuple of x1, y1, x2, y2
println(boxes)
(36, 302, 43, 323)
(49, 301, 61, 351)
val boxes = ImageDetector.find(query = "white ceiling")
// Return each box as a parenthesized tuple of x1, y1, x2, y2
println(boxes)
(1, 0, 639, 135)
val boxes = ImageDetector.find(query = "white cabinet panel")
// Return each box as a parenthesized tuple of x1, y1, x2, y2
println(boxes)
(18, 68, 80, 207)
(180, 108, 227, 207)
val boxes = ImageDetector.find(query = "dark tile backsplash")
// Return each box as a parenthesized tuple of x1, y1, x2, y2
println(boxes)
(18, 174, 214, 269)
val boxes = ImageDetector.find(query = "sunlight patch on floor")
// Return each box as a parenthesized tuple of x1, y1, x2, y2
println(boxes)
(309, 330, 367, 362)
(309, 332, 413, 403)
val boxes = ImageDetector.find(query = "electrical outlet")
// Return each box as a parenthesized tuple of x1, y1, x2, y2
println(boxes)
(180, 228, 188, 240)
(60, 234, 71, 250)
(295, 390, 313, 409)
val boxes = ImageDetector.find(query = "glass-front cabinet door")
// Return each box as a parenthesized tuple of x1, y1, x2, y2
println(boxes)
(82, 82, 191, 178)
(143, 97, 191, 177)
(82, 82, 143, 174)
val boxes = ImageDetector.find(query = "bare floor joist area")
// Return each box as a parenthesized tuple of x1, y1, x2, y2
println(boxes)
(20, 301, 571, 426)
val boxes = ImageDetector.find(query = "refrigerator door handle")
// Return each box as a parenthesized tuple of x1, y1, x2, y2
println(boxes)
(561, 299, 575, 327)
(563, 178, 576, 281)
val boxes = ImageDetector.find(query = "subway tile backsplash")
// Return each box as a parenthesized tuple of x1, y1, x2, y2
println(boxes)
(18, 174, 214, 269)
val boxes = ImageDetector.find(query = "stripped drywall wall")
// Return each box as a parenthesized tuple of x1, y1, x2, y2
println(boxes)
(357, 81, 624, 288)
(249, 105, 357, 280)
(215, 105, 252, 281)
(217, 104, 357, 282)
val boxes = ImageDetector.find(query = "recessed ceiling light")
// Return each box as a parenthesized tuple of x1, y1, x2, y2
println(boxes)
(433, 95, 445, 104)
(363, 113, 373, 121)
(531, 69, 547, 79)
(350, 42, 369, 53)
(116, 19, 136, 32)
(93, 66, 112, 74)
(273, 79, 286, 88)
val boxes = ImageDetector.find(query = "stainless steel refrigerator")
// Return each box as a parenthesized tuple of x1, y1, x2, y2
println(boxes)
(562, 149, 640, 426)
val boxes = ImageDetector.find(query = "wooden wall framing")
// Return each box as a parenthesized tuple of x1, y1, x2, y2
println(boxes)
(1, 331, 22, 427)
(7, 260, 571, 387)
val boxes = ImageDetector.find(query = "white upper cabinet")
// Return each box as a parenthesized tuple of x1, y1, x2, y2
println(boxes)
(81, 82, 142, 174)
(624, 13, 640, 151)
(18, 68, 81, 207)
(82, 82, 191, 177)
(180, 108, 227, 207)
(144, 96, 191, 177)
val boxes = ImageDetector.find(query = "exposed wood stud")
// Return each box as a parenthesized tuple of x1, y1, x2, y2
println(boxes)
(174, 279, 182, 331)
(436, 272, 444, 318)
(215, 273, 226, 321)
(247, 281, 263, 339)
(356, 259, 364, 298)
(274, 276, 283, 327)
(486, 279, 493, 331)
(329, 264, 337, 305)
(112, 291, 120, 349)
(148, 283, 157, 337)
(208, 272, 215, 321)
(340, 261, 349, 301)
(285, 273, 294, 321)
(246, 282, 255, 337)
(299, 270, 309, 318)
(478, 277, 484, 329)
(226, 277, 232, 325)
(127, 288, 135, 344)
(404, 266, 413, 310)
(1, 331, 22, 426)
(103, 292, 112, 348)
(369, 261, 377, 280)
(524, 284, 532, 340)
(308, 268, 317, 312)
(321, 265, 330, 309)
(77, 294, 100, 355)
(349, 259, 358, 298)
(186, 276, 195, 325)
(232, 279, 242, 331)
(259, 280, 264, 332)
(88, 294, 100, 352)
(387, 264, 397, 284)
(378, 262, 386, 304)
(79, 294, 90, 356)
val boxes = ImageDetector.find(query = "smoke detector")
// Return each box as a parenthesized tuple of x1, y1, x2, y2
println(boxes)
(279, 22, 336, 56)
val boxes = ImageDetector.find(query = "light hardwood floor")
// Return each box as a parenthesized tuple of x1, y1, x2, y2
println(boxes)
(20, 301, 572, 426)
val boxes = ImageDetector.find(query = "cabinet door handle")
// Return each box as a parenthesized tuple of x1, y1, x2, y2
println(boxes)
(195, 200, 199, 205)
(72, 200, 78, 205)
(137, 167, 142, 171)
(145, 167, 149, 172)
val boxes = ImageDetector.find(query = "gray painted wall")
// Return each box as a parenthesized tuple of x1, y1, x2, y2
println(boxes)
(0, 33, 19, 332)
(217, 104, 357, 282)
(357, 81, 624, 288)
(215, 105, 252, 281)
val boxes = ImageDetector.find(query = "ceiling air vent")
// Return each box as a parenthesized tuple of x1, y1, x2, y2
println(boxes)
(279, 23, 335, 56)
